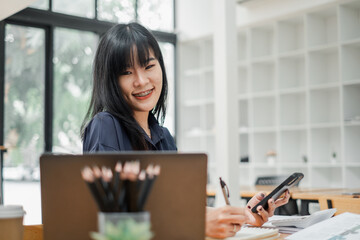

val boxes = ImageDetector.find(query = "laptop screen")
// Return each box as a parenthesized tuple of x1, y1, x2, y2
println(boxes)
(40, 152, 207, 240)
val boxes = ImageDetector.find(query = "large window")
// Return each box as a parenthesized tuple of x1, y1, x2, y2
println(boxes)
(138, 0, 174, 31)
(53, 0, 95, 18)
(4, 25, 45, 170)
(98, 0, 136, 23)
(53, 28, 98, 153)
(3, 25, 45, 224)
(0, 0, 176, 224)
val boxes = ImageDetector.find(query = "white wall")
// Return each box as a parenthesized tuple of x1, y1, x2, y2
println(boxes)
(0, 0, 36, 21)
(176, 0, 338, 40)
(176, 0, 214, 41)
(236, 0, 337, 27)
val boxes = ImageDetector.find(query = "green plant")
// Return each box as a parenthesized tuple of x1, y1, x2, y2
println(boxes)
(90, 219, 153, 240)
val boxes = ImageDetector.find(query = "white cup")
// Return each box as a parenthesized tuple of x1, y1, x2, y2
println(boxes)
(0, 205, 26, 240)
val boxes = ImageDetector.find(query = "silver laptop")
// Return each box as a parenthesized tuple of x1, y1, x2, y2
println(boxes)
(40, 152, 207, 240)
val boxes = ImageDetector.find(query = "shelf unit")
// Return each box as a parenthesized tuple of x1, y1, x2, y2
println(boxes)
(178, 0, 360, 188)
(178, 37, 217, 183)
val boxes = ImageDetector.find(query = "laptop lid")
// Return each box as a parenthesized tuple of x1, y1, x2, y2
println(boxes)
(40, 152, 207, 240)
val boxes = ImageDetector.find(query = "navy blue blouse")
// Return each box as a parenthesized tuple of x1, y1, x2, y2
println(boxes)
(83, 112, 177, 152)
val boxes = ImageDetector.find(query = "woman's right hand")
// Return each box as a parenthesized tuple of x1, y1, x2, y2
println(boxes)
(206, 206, 248, 239)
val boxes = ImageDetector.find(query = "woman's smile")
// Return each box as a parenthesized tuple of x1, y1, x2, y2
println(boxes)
(133, 88, 154, 100)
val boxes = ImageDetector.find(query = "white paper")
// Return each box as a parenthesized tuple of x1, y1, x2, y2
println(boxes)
(270, 209, 336, 228)
(286, 212, 360, 240)
(264, 215, 306, 234)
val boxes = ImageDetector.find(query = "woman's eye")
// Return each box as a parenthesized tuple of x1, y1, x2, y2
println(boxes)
(145, 64, 155, 70)
(120, 71, 132, 75)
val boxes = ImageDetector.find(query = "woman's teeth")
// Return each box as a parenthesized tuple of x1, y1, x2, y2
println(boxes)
(134, 89, 152, 97)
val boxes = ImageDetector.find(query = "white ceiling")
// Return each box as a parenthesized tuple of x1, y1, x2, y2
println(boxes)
(0, 0, 36, 21)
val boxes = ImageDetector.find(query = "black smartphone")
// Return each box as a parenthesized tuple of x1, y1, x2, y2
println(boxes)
(251, 172, 304, 213)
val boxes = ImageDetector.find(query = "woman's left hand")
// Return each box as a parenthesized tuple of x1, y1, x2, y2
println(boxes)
(245, 190, 290, 227)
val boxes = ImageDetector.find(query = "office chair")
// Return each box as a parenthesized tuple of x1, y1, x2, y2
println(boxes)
(319, 195, 360, 216)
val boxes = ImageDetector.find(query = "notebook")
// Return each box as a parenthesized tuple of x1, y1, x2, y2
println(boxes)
(206, 226, 279, 240)
(40, 152, 207, 240)
(230, 227, 279, 240)
(269, 208, 337, 228)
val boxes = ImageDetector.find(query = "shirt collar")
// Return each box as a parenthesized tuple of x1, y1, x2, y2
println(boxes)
(144, 113, 164, 146)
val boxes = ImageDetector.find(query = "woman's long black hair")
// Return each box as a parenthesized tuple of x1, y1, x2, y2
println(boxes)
(81, 22, 168, 150)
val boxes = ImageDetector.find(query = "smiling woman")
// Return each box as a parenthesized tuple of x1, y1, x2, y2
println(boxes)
(81, 22, 175, 151)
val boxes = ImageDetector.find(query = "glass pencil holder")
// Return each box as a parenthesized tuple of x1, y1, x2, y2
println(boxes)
(93, 211, 153, 240)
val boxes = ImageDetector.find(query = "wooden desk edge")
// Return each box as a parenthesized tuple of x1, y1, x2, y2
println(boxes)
(25, 224, 289, 240)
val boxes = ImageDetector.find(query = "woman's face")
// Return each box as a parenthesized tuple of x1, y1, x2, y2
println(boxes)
(118, 48, 163, 115)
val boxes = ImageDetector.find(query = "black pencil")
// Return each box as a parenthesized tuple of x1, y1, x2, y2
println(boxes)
(81, 166, 106, 212)
(117, 170, 126, 212)
(114, 162, 122, 195)
(137, 170, 146, 190)
(93, 166, 111, 212)
(118, 162, 132, 212)
(102, 167, 116, 211)
(113, 162, 123, 211)
(145, 164, 160, 203)
(125, 161, 140, 212)
(138, 164, 160, 211)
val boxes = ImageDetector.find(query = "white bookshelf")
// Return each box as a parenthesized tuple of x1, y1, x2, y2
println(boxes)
(308, 46, 339, 87)
(280, 92, 306, 126)
(306, 7, 338, 47)
(178, 0, 360, 188)
(342, 41, 360, 82)
(278, 54, 305, 90)
(277, 16, 304, 53)
(252, 60, 276, 93)
(251, 25, 275, 59)
(339, 0, 360, 42)
(178, 38, 216, 184)
(280, 129, 307, 163)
